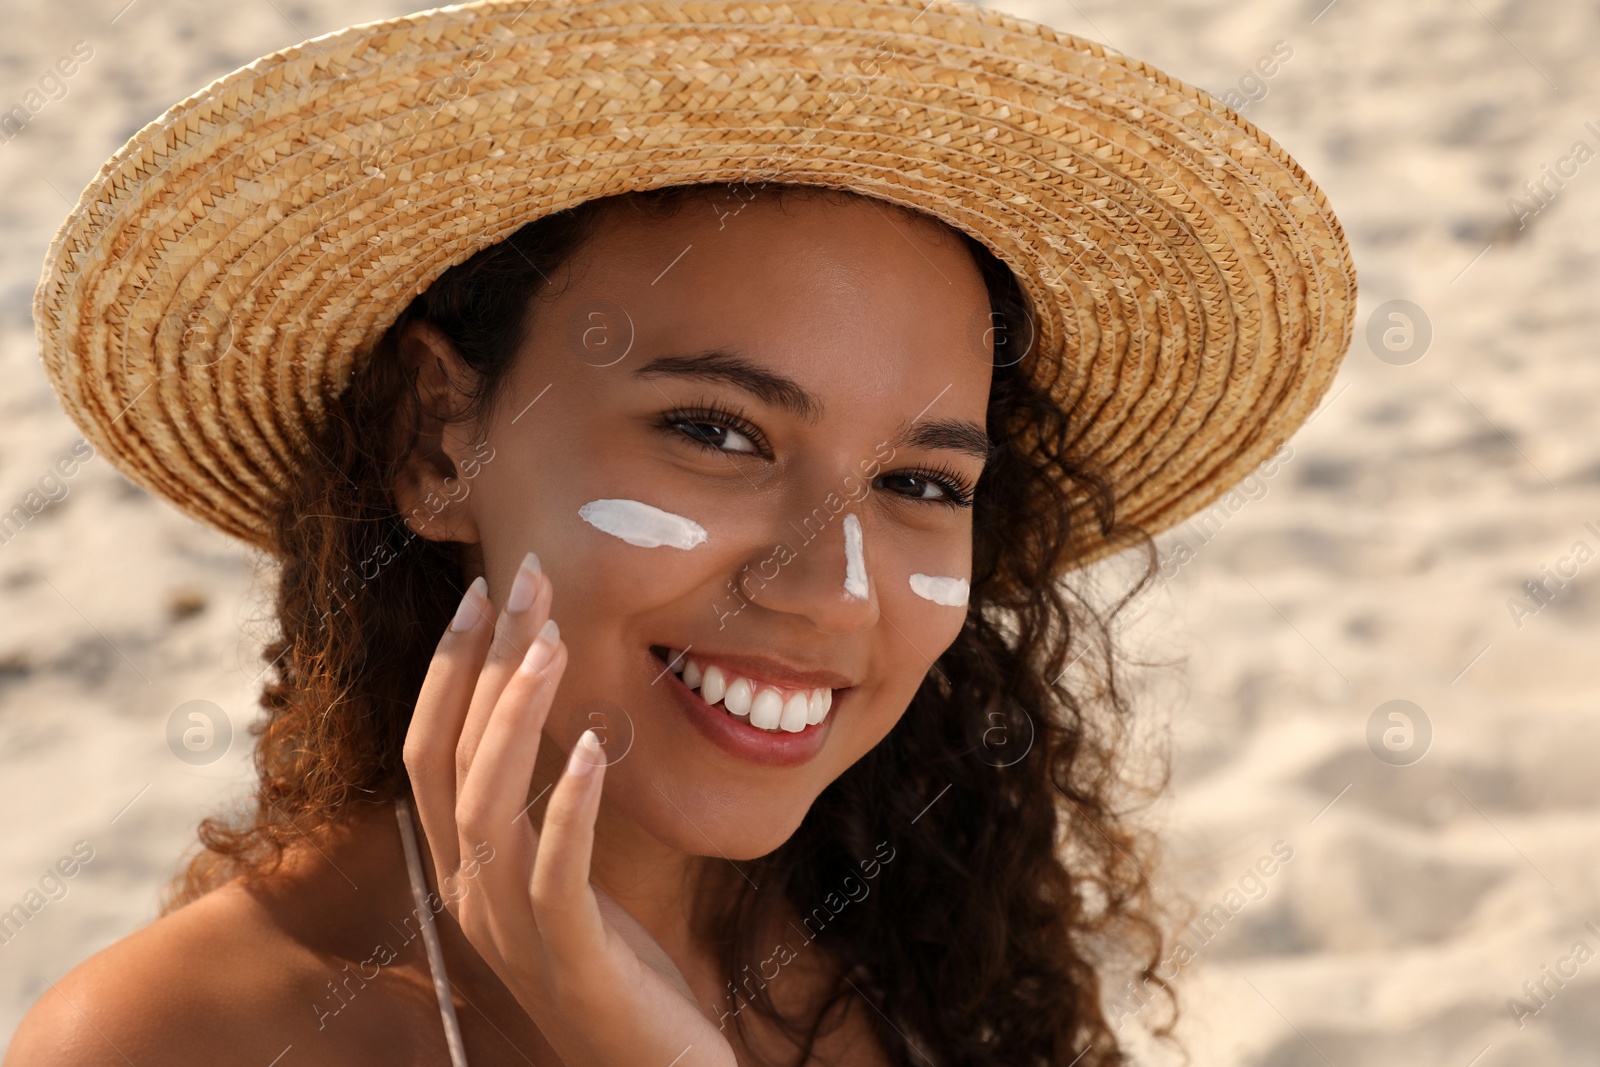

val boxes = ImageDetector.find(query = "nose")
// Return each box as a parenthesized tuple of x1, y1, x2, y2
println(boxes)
(719, 498, 880, 636)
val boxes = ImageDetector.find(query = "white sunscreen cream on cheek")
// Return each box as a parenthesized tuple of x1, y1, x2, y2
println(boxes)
(577, 499, 708, 549)
(909, 573, 969, 607)
(843, 512, 869, 600)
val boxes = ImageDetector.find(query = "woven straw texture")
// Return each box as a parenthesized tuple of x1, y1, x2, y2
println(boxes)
(33, 0, 1356, 570)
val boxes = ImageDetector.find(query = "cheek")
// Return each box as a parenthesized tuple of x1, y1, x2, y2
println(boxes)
(854, 529, 971, 717)
(880, 521, 971, 626)
(548, 490, 777, 648)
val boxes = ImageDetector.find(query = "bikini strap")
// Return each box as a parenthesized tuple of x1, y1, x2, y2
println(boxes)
(394, 794, 470, 1067)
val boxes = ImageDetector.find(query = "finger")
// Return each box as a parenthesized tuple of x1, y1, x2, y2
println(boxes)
(403, 574, 494, 877)
(456, 621, 568, 910)
(459, 551, 554, 774)
(528, 729, 610, 962)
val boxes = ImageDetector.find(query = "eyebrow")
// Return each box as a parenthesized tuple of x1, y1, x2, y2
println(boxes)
(634, 350, 822, 422)
(632, 349, 994, 468)
(891, 415, 994, 469)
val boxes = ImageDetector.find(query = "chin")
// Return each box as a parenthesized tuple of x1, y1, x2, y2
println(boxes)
(616, 757, 816, 860)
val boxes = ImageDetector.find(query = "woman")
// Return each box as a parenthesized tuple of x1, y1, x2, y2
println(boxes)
(12, 0, 1356, 1063)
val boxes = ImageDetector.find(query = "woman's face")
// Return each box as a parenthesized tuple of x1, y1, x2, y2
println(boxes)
(426, 191, 994, 860)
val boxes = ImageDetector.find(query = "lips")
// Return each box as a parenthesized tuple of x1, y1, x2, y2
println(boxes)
(652, 645, 833, 732)
(646, 645, 845, 767)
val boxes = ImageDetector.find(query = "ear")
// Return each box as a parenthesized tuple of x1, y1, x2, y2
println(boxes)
(391, 319, 485, 545)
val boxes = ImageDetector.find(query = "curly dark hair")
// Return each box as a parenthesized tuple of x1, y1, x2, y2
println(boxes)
(160, 181, 1178, 1066)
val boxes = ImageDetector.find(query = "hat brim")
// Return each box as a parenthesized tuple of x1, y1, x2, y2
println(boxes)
(34, 0, 1355, 571)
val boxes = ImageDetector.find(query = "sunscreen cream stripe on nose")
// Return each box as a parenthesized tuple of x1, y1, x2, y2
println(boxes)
(578, 499, 708, 549)
(843, 512, 868, 600)
(909, 573, 969, 607)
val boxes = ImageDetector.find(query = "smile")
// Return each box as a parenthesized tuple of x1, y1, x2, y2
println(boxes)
(651, 646, 834, 733)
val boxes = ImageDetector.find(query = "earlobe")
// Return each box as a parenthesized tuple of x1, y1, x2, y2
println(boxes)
(399, 479, 482, 543)
(395, 453, 484, 545)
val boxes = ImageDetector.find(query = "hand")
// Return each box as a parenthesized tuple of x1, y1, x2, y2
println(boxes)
(402, 552, 738, 1067)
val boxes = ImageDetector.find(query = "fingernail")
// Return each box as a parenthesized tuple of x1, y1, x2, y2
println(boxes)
(519, 616, 561, 674)
(566, 728, 603, 777)
(450, 576, 488, 632)
(507, 551, 542, 613)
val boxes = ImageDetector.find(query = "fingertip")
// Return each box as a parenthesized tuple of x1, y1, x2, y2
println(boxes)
(520, 633, 568, 679)
(565, 727, 605, 778)
(448, 575, 491, 633)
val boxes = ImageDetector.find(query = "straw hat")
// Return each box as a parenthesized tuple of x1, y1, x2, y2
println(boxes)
(33, 0, 1355, 571)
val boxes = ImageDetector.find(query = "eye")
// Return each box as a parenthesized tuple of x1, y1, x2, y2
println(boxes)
(877, 463, 976, 510)
(656, 400, 977, 509)
(657, 399, 770, 457)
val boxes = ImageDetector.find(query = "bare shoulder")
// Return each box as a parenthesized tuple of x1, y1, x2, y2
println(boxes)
(4, 879, 330, 1066)
(4, 816, 447, 1067)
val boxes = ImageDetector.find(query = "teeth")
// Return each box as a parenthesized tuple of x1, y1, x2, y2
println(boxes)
(701, 663, 727, 706)
(661, 647, 838, 733)
(749, 687, 782, 730)
(780, 692, 810, 732)
(723, 676, 753, 717)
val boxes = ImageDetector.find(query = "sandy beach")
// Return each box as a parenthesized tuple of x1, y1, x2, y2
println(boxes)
(2, 0, 1597, 1063)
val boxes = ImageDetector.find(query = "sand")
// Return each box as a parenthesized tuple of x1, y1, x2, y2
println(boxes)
(2, 0, 1597, 1063)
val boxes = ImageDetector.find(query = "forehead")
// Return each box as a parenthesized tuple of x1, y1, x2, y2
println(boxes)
(542, 192, 995, 409)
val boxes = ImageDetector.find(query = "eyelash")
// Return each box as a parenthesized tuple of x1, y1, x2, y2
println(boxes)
(663, 397, 772, 454)
(657, 398, 977, 509)
(896, 459, 977, 509)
